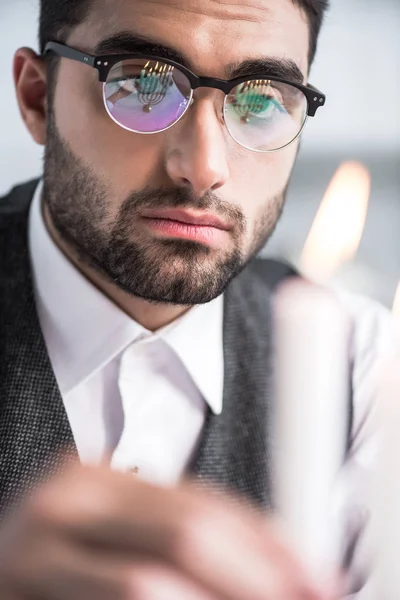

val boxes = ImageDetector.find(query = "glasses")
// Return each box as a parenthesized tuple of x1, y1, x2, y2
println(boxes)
(44, 42, 326, 153)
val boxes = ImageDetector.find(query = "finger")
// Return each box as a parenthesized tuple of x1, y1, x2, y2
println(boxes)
(82, 483, 322, 600)
(13, 540, 218, 600)
(128, 561, 220, 600)
(30, 470, 322, 600)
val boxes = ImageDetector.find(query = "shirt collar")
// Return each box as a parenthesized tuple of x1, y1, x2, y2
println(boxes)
(28, 181, 223, 415)
(158, 298, 224, 415)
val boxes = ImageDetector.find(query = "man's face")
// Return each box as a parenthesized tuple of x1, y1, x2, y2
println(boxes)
(44, 0, 310, 305)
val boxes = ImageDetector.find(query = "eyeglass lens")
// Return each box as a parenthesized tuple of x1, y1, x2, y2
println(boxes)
(103, 58, 308, 151)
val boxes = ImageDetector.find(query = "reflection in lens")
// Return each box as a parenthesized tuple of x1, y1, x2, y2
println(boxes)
(104, 59, 192, 133)
(225, 79, 308, 152)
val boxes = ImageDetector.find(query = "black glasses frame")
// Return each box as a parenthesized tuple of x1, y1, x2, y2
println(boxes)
(44, 41, 326, 117)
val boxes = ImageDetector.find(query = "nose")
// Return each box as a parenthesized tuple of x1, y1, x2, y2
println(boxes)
(164, 99, 230, 198)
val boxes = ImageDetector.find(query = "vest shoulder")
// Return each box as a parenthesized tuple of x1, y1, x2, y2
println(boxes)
(0, 179, 39, 220)
(245, 258, 298, 290)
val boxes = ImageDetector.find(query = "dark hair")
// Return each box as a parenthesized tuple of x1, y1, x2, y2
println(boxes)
(39, 0, 329, 65)
(293, 0, 330, 64)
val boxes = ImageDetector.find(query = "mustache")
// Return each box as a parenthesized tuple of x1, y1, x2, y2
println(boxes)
(118, 186, 246, 233)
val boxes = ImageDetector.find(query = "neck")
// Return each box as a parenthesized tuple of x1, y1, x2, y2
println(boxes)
(42, 203, 191, 331)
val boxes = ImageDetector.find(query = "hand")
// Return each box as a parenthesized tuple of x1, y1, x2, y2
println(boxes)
(0, 464, 331, 600)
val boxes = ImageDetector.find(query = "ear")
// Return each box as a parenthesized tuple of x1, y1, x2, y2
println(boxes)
(13, 47, 48, 146)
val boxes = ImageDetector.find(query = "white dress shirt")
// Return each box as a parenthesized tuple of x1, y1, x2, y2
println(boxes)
(28, 181, 224, 485)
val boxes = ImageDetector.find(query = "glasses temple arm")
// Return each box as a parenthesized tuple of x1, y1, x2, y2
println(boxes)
(43, 42, 96, 68)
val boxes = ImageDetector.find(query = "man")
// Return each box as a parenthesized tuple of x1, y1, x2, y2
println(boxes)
(0, 0, 395, 597)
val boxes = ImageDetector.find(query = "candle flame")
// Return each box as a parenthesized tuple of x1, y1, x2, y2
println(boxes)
(392, 282, 400, 317)
(300, 162, 371, 281)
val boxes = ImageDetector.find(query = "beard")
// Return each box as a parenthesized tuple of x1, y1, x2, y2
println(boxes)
(43, 116, 285, 306)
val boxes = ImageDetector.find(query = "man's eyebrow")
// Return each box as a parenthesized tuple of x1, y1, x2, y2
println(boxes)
(94, 32, 190, 67)
(226, 58, 305, 84)
(95, 32, 305, 84)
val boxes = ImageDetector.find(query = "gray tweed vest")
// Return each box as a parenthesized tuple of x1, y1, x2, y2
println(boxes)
(0, 179, 296, 516)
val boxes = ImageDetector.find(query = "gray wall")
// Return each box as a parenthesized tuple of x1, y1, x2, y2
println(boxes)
(1, 0, 399, 305)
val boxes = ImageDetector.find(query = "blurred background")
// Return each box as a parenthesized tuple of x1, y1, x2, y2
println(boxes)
(0, 0, 399, 307)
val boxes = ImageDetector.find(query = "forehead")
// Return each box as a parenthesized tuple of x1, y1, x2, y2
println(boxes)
(70, 0, 310, 77)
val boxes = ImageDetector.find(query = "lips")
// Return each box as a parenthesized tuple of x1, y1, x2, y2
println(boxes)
(140, 208, 232, 247)
(140, 209, 231, 231)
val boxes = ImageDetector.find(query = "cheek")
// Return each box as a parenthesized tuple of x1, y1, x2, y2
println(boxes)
(52, 64, 166, 197)
(232, 144, 297, 225)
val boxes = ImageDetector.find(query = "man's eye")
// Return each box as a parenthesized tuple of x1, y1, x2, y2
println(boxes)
(233, 92, 284, 117)
(233, 83, 285, 115)
(111, 73, 173, 96)
(245, 95, 282, 116)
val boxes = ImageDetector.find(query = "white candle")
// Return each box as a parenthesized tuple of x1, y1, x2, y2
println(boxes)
(370, 357, 400, 599)
(273, 279, 351, 587)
